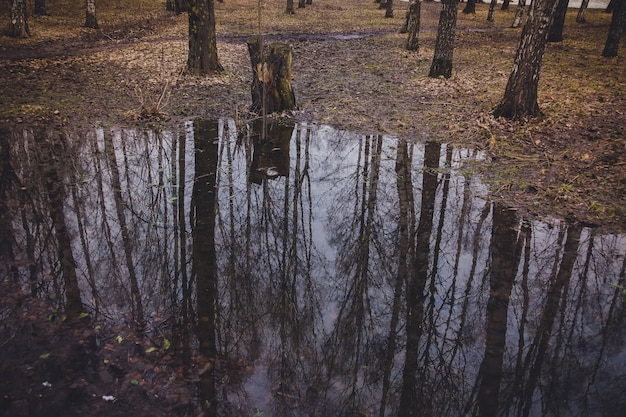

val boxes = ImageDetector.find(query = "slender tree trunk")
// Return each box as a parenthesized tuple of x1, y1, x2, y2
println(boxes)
(34, 0, 47, 16)
(405, 0, 421, 51)
(501, 0, 511, 10)
(487, 0, 498, 21)
(299, 0, 306, 8)
(85, 0, 99, 29)
(385, 0, 394, 18)
(8, 0, 30, 38)
(512, 0, 527, 28)
(286, 0, 295, 14)
(548, 0, 570, 42)
(493, 0, 559, 119)
(576, 0, 589, 23)
(187, 0, 223, 75)
(602, 0, 626, 57)
(463, 0, 476, 14)
(429, 0, 459, 79)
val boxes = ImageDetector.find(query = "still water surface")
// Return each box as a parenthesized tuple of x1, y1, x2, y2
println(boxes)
(1, 119, 625, 416)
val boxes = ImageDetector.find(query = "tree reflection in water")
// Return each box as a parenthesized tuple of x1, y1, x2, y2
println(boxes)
(1, 120, 625, 416)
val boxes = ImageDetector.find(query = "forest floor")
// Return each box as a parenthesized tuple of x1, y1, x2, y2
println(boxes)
(1, 1, 625, 230)
(0, 2, 625, 416)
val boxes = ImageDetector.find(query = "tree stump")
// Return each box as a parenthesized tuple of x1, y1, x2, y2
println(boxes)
(247, 36, 297, 115)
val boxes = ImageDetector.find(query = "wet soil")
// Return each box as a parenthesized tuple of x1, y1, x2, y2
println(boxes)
(1, 3, 625, 230)
(0, 2, 625, 415)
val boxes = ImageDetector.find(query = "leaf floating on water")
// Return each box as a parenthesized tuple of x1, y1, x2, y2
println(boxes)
(116, 335, 123, 344)
(145, 347, 157, 353)
(163, 338, 171, 350)
(39, 353, 50, 359)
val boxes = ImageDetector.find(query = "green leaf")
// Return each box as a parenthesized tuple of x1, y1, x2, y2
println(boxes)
(163, 338, 171, 350)
(78, 312, 89, 318)
(145, 347, 157, 353)
(40, 353, 50, 359)
(131, 379, 139, 385)
(116, 335, 123, 344)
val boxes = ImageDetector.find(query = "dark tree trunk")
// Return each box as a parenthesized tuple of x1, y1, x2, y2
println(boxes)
(85, 0, 99, 29)
(166, 0, 187, 12)
(548, 0, 570, 42)
(487, 0, 498, 21)
(34, 0, 47, 16)
(512, 0, 527, 28)
(286, 0, 295, 14)
(247, 36, 297, 115)
(385, 0, 394, 18)
(405, 0, 421, 51)
(603, 0, 626, 57)
(577, 0, 590, 23)
(187, 0, 223, 75)
(463, 0, 476, 14)
(299, 0, 306, 8)
(606, 0, 616, 13)
(501, 0, 511, 10)
(8, 0, 30, 38)
(429, 0, 459, 79)
(494, 0, 559, 120)
(306, 0, 312, 4)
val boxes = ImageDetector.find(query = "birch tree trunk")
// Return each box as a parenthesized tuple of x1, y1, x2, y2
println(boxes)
(85, 0, 99, 29)
(429, 0, 459, 78)
(187, 0, 223, 75)
(8, 0, 30, 38)
(493, 0, 559, 119)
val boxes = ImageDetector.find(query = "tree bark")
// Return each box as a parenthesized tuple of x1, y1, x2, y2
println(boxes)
(286, 0, 295, 14)
(487, 0, 498, 22)
(247, 36, 297, 115)
(187, 0, 223, 75)
(8, 0, 30, 38)
(429, 0, 459, 79)
(34, 0, 47, 16)
(501, 0, 511, 10)
(576, 0, 589, 23)
(299, 0, 306, 8)
(602, 0, 626, 57)
(463, 0, 476, 14)
(512, 0, 527, 28)
(493, 0, 559, 120)
(85, 0, 99, 29)
(405, 0, 421, 51)
(548, 0, 570, 42)
(385, 0, 394, 18)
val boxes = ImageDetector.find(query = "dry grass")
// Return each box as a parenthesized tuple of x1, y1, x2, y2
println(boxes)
(1, 0, 625, 228)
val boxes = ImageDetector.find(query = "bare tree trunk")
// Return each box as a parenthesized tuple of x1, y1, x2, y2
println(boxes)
(405, 0, 421, 51)
(8, 0, 30, 38)
(429, 0, 459, 78)
(576, 0, 590, 22)
(501, 0, 511, 10)
(603, 0, 626, 57)
(487, 0, 497, 21)
(548, 0, 570, 42)
(85, 0, 99, 29)
(494, 0, 559, 119)
(187, 0, 223, 75)
(34, 0, 47, 16)
(512, 0, 527, 28)
(385, 0, 394, 18)
(463, 0, 476, 14)
(299, 0, 306, 8)
(286, 0, 295, 14)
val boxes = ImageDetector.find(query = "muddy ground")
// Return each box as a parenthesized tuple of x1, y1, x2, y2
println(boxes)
(0, 2, 625, 415)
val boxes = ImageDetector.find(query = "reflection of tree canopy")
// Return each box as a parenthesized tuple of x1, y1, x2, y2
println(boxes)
(1, 122, 625, 416)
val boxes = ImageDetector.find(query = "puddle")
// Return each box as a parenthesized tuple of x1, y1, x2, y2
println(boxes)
(1, 119, 625, 416)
